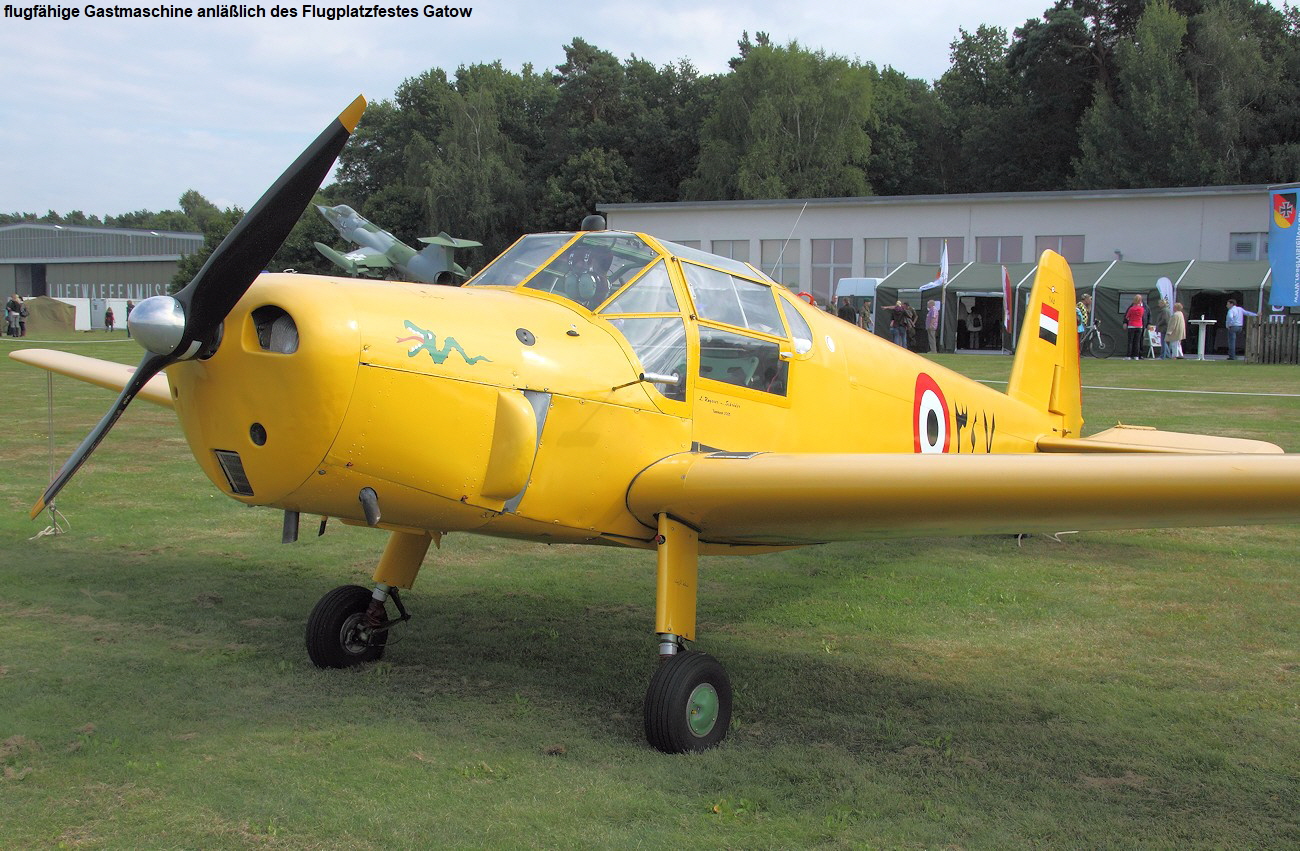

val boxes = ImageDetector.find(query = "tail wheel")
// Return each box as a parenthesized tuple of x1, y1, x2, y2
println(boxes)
(306, 584, 387, 668)
(644, 651, 732, 753)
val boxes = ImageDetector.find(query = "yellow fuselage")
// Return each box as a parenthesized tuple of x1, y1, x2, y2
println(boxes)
(165, 268, 1060, 549)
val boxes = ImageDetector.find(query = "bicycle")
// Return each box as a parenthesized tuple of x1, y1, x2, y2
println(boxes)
(1079, 323, 1116, 359)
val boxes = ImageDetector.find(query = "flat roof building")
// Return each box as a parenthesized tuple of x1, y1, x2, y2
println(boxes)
(600, 185, 1272, 308)
(0, 223, 202, 303)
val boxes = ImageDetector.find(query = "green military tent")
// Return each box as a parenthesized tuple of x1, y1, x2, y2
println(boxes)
(873, 258, 1275, 357)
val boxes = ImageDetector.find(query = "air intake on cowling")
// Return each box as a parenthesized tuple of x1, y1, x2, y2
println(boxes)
(252, 305, 299, 354)
(214, 449, 255, 496)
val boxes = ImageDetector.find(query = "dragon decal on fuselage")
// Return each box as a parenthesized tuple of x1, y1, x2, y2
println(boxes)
(396, 319, 492, 365)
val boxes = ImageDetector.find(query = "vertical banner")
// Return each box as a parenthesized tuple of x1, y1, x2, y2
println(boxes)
(1002, 265, 1013, 333)
(1156, 276, 1174, 310)
(1268, 188, 1300, 307)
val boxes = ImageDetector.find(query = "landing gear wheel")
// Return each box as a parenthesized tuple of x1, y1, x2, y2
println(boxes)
(305, 584, 387, 668)
(643, 651, 732, 753)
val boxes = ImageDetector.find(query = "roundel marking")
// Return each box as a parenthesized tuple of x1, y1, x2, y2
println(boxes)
(913, 373, 950, 454)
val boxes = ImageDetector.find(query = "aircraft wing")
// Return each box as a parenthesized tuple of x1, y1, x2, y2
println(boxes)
(341, 247, 393, 270)
(9, 349, 174, 408)
(626, 450, 1300, 545)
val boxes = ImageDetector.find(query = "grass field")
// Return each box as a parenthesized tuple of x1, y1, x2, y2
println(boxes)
(2, 333, 1297, 849)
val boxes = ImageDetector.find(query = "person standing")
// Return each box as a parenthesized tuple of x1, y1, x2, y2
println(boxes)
(1224, 299, 1256, 360)
(125, 300, 135, 338)
(1150, 298, 1170, 359)
(925, 298, 940, 353)
(1076, 293, 1092, 354)
(888, 300, 910, 347)
(966, 309, 983, 349)
(1166, 302, 1187, 359)
(104, 306, 115, 333)
(1124, 294, 1146, 360)
(5, 294, 21, 337)
(836, 297, 857, 326)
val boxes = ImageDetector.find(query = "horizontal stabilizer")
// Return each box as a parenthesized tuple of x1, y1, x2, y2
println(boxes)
(418, 232, 482, 249)
(1039, 425, 1282, 454)
(9, 349, 173, 408)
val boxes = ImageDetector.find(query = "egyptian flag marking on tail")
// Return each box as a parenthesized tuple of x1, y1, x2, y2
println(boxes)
(1039, 302, 1059, 345)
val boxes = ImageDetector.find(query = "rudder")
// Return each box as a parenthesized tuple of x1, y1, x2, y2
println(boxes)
(1007, 250, 1083, 438)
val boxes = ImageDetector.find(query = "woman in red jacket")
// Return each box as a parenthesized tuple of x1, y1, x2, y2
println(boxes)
(1124, 294, 1147, 360)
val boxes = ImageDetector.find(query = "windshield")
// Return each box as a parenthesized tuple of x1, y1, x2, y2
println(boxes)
(467, 233, 573, 288)
(468, 231, 660, 311)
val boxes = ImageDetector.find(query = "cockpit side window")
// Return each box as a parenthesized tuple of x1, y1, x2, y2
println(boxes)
(681, 263, 784, 335)
(698, 326, 788, 396)
(778, 293, 815, 355)
(605, 317, 688, 401)
(598, 261, 678, 315)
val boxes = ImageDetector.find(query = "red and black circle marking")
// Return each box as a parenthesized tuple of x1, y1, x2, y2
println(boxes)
(913, 373, 950, 454)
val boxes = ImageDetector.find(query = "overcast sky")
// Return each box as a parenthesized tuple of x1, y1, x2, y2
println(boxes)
(0, 1, 1130, 216)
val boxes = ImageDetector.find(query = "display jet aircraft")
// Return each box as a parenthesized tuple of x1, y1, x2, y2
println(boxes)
(314, 202, 481, 284)
(13, 97, 1300, 753)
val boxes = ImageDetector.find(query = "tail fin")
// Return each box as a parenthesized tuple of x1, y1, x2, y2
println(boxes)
(1007, 250, 1083, 438)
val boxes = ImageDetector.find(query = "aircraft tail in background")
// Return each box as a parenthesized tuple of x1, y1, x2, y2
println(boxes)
(1006, 250, 1083, 439)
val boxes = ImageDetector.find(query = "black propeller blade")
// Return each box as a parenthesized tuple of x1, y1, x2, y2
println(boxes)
(30, 95, 367, 519)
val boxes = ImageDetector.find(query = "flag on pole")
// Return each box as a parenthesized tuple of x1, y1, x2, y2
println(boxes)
(920, 240, 949, 292)
(1268, 188, 1300, 306)
(1002, 265, 1013, 333)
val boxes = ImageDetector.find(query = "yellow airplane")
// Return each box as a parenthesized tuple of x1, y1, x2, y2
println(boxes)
(13, 97, 1300, 754)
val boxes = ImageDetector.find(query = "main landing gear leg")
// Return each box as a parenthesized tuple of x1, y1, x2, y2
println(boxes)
(305, 530, 435, 669)
(643, 515, 732, 753)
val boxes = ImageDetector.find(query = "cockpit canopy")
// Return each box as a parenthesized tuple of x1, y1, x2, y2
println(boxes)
(468, 232, 814, 399)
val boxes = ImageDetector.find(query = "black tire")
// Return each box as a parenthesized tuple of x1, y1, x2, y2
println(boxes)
(643, 651, 732, 753)
(1089, 331, 1116, 359)
(305, 584, 387, 668)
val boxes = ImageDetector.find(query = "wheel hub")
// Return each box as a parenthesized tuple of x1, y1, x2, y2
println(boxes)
(339, 612, 373, 655)
(686, 683, 719, 736)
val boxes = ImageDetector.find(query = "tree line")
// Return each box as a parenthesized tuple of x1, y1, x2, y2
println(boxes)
(7, 0, 1299, 281)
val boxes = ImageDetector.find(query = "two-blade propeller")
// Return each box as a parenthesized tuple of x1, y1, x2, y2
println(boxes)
(30, 96, 368, 519)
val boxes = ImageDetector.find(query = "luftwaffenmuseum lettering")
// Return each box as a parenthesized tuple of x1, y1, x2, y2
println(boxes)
(3, 2, 471, 18)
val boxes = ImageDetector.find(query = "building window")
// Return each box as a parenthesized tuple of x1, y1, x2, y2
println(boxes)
(1231, 232, 1267, 261)
(864, 237, 906, 278)
(920, 237, 963, 264)
(976, 236, 1022, 264)
(1035, 235, 1084, 263)
(760, 239, 801, 288)
(810, 238, 851, 307)
(711, 240, 751, 262)
(671, 240, 701, 250)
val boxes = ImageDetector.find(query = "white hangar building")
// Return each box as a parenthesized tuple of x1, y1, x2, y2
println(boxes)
(0, 223, 202, 329)
(598, 184, 1272, 304)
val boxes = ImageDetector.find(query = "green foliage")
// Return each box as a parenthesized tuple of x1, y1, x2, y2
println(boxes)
(169, 202, 242, 293)
(1074, 2, 1206, 187)
(684, 39, 874, 200)
(416, 66, 534, 260)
